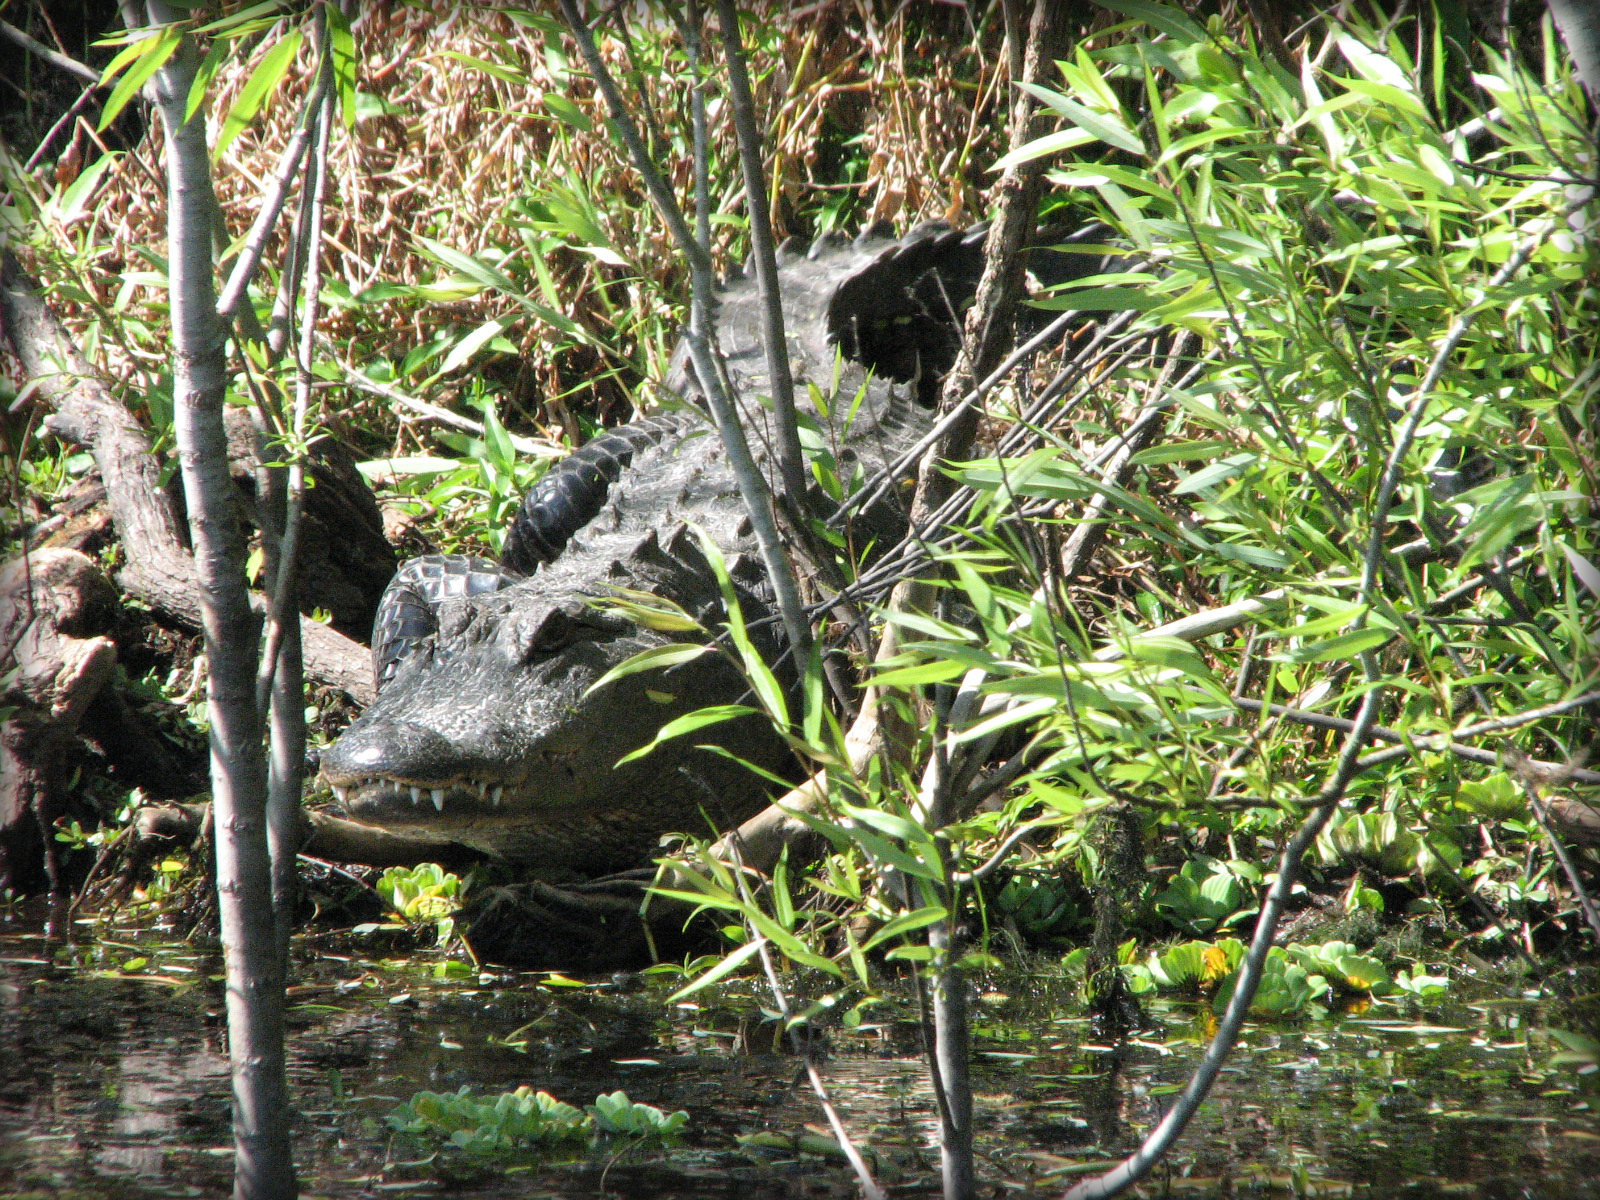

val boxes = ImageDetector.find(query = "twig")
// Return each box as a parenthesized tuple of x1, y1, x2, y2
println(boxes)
(675, 0, 711, 254)
(23, 84, 100, 173)
(1065, 692, 1382, 1200)
(1511, 756, 1600, 945)
(216, 64, 332, 319)
(320, 341, 491, 437)
(828, 304, 1103, 528)
(1234, 693, 1600, 786)
(0, 19, 101, 84)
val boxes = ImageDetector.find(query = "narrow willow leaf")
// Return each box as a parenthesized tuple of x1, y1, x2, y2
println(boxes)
(585, 644, 712, 695)
(215, 28, 303, 158)
(614, 705, 759, 766)
(1017, 82, 1145, 155)
(439, 50, 529, 86)
(667, 937, 765, 1002)
(861, 906, 949, 953)
(100, 28, 182, 132)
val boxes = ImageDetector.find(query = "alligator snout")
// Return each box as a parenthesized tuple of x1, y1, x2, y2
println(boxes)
(320, 718, 465, 788)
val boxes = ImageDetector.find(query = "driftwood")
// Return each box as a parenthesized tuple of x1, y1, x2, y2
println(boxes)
(0, 549, 119, 891)
(1, 252, 379, 704)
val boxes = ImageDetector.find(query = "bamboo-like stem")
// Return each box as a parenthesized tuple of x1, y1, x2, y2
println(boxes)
(557, 0, 813, 669)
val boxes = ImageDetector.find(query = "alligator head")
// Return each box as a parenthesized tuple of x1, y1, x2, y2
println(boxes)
(320, 508, 802, 872)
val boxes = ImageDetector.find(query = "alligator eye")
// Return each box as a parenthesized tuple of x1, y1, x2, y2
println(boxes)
(505, 606, 580, 662)
(532, 609, 577, 653)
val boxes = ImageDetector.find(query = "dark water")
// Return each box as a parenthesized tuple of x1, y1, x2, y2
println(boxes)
(1, 905, 1596, 1198)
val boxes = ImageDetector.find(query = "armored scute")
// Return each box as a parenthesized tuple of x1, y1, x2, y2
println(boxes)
(319, 222, 992, 877)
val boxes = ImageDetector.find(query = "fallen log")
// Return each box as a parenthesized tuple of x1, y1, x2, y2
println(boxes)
(0, 548, 119, 892)
(2, 251, 378, 704)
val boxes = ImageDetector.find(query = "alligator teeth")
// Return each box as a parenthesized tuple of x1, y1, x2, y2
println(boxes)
(431, 788, 445, 812)
(332, 786, 348, 804)
(490, 785, 503, 807)
(410, 786, 422, 806)
(476, 780, 487, 799)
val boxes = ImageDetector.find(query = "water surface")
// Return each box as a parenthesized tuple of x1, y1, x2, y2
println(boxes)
(1, 905, 1595, 1197)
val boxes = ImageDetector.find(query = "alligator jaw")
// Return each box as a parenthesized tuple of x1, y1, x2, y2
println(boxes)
(331, 776, 519, 822)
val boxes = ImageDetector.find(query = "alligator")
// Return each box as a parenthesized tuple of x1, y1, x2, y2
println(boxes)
(317, 220, 1104, 964)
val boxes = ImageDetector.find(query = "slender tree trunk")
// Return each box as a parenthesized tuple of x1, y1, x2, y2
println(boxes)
(1547, 0, 1600, 107)
(142, 4, 297, 1196)
(714, 0, 808, 515)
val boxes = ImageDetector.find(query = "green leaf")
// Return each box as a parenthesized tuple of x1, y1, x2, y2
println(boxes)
(543, 93, 592, 131)
(861, 906, 948, 953)
(195, 2, 283, 35)
(869, 659, 969, 689)
(216, 29, 303, 158)
(440, 317, 513, 374)
(1172, 453, 1256, 495)
(415, 236, 519, 295)
(688, 523, 788, 726)
(1285, 627, 1392, 663)
(184, 35, 230, 125)
(667, 936, 765, 1001)
(100, 27, 182, 132)
(1097, 0, 1207, 44)
(990, 127, 1098, 172)
(1016, 82, 1145, 155)
(1132, 440, 1235, 465)
(438, 50, 529, 87)
(586, 643, 712, 695)
(1560, 542, 1600, 599)
(615, 705, 759, 766)
(1031, 286, 1163, 312)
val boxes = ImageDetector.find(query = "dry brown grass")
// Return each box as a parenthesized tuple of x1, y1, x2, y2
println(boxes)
(22, 2, 1022, 456)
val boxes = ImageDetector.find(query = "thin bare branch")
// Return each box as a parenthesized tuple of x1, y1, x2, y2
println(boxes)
(557, 0, 813, 667)
(1234, 693, 1600, 786)
(1513, 758, 1600, 945)
(714, 0, 808, 516)
(0, 19, 101, 84)
(216, 64, 332, 320)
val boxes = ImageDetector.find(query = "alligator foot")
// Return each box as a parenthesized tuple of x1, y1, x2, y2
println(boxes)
(462, 869, 694, 972)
